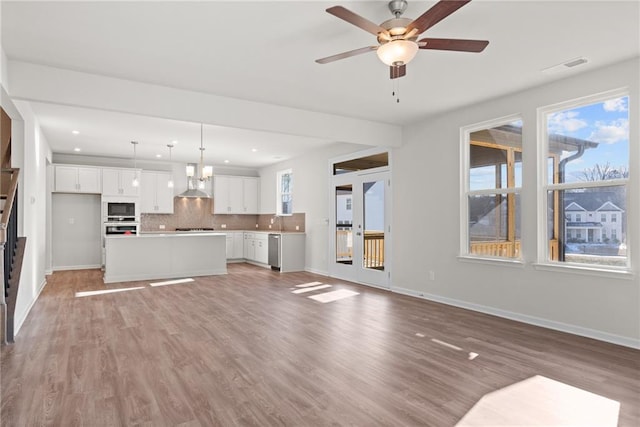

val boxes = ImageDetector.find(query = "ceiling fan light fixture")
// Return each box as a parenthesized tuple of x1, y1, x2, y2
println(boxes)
(376, 39, 418, 66)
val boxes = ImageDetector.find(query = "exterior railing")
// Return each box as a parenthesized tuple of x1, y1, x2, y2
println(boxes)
(336, 229, 385, 269)
(363, 231, 384, 268)
(470, 240, 521, 258)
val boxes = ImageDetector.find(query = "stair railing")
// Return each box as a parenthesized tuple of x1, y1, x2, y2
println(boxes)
(1, 168, 19, 343)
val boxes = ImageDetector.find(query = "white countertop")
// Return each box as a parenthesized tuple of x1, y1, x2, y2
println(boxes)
(108, 232, 227, 238)
(136, 230, 305, 236)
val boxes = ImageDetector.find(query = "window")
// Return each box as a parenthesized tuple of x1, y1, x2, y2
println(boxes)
(276, 169, 293, 215)
(346, 198, 352, 210)
(601, 213, 606, 222)
(540, 91, 629, 269)
(462, 117, 522, 259)
(575, 214, 581, 222)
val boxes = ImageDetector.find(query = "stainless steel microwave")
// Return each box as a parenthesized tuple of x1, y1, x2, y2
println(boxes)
(106, 202, 136, 221)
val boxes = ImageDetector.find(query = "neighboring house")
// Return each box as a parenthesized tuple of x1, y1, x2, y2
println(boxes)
(564, 193, 625, 243)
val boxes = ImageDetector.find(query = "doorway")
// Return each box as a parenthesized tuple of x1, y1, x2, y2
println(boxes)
(329, 151, 391, 288)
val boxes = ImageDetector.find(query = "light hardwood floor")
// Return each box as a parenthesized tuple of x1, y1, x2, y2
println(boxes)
(2, 264, 639, 426)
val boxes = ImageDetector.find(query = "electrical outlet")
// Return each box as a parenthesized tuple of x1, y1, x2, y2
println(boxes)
(221, 224, 227, 229)
(429, 271, 435, 281)
(255, 224, 259, 228)
(295, 225, 300, 231)
(268, 224, 272, 229)
(270, 218, 274, 224)
(68, 217, 75, 225)
(159, 224, 165, 230)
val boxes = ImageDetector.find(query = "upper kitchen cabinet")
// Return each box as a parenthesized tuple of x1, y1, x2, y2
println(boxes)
(212, 175, 259, 214)
(102, 168, 140, 197)
(140, 171, 174, 214)
(54, 165, 101, 193)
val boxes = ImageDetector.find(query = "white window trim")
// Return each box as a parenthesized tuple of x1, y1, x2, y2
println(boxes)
(536, 87, 630, 272)
(276, 168, 293, 216)
(460, 113, 523, 258)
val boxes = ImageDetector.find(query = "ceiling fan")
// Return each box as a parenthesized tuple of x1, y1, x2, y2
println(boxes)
(316, 0, 489, 79)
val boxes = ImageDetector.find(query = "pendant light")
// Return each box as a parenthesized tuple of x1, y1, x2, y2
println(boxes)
(131, 141, 139, 187)
(167, 143, 174, 188)
(178, 123, 212, 198)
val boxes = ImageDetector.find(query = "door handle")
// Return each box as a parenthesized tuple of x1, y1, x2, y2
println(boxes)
(356, 232, 362, 236)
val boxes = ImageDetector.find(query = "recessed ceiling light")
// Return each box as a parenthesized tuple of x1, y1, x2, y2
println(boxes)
(156, 154, 162, 158)
(273, 156, 282, 160)
(73, 147, 81, 152)
(224, 159, 230, 163)
(171, 140, 178, 144)
(72, 130, 80, 135)
(251, 148, 258, 152)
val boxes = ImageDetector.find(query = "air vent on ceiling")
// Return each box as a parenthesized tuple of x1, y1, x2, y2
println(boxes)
(541, 57, 589, 74)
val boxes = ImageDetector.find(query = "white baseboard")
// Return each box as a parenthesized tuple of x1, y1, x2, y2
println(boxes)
(305, 267, 329, 277)
(53, 264, 101, 271)
(14, 278, 47, 337)
(392, 286, 640, 350)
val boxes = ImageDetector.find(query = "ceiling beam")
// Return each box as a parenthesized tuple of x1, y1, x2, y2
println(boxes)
(6, 61, 402, 148)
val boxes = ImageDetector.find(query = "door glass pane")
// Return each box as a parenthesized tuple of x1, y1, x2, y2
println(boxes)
(363, 180, 385, 270)
(336, 185, 353, 265)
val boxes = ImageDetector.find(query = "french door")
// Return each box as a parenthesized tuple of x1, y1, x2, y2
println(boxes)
(330, 170, 390, 288)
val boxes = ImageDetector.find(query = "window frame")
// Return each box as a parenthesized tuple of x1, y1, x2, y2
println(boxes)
(460, 114, 524, 261)
(536, 88, 630, 272)
(276, 168, 293, 216)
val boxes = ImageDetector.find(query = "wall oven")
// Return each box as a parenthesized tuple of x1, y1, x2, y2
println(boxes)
(105, 223, 139, 235)
(105, 202, 137, 222)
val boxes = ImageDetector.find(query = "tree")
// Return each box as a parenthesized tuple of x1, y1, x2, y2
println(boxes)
(579, 162, 629, 181)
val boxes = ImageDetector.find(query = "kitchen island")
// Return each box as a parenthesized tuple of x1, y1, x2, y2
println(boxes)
(104, 232, 227, 284)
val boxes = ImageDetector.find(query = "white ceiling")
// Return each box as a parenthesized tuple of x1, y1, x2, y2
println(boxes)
(2, 1, 639, 166)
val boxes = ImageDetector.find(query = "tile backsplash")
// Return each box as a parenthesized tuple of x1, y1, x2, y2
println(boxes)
(141, 198, 305, 232)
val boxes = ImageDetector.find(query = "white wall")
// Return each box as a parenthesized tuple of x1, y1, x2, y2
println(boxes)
(394, 58, 639, 347)
(259, 142, 367, 275)
(11, 100, 53, 335)
(52, 193, 101, 269)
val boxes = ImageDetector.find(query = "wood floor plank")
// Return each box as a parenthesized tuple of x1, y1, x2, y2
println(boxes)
(1, 264, 639, 426)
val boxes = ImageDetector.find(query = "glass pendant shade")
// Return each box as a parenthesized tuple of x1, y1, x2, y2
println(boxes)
(376, 40, 419, 66)
(186, 164, 195, 177)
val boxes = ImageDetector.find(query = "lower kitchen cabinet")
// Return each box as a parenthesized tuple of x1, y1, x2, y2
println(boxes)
(225, 232, 244, 260)
(243, 232, 268, 264)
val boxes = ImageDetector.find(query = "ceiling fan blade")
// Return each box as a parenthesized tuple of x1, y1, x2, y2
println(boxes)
(326, 6, 388, 37)
(418, 38, 489, 52)
(390, 64, 406, 80)
(406, 0, 471, 35)
(315, 46, 377, 64)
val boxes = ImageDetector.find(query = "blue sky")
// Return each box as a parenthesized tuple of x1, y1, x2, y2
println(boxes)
(548, 96, 629, 183)
(469, 96, 629, 190)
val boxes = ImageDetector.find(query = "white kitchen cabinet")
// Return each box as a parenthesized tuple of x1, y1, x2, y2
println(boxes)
(255, 236, 268, 264)
(213, 175, 259, 214)
(243, 178, 259, 214)
(232, 232, 244, 259)
(140, 171, 174, 214)
(243, 232, 268, 264)
(243, 232, 255, 260)
(102, 168, 140, 197)
(54, 165, 101, 193)
(225, 231, 245, 260)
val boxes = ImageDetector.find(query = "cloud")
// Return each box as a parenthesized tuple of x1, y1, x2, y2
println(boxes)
(588, 119, 629, 144)
(603, 97, 628, 112)
(547, 110, 587, 134)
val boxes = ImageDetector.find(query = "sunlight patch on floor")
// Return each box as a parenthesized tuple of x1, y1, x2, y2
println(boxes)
(295, 281, 324, 288)
(75, 286, 145, 298)
(149, 278, 195, 287)
(456, 375, 620, 426)
(309, 289, 359, 303)
(291, 284, 332, 294)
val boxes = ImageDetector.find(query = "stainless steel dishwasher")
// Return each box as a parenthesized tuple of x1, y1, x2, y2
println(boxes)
(268, 234, 281, 270)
